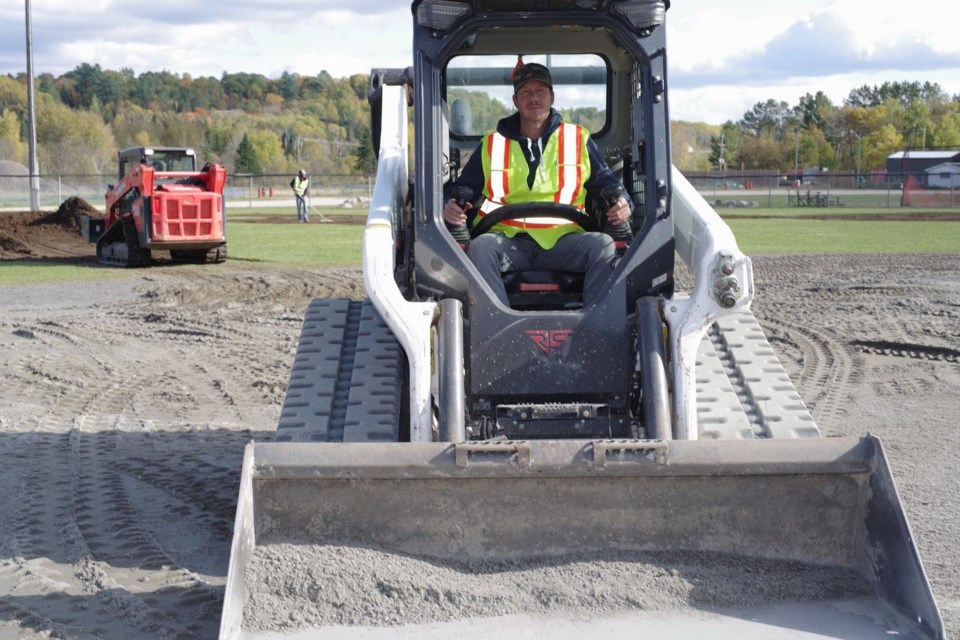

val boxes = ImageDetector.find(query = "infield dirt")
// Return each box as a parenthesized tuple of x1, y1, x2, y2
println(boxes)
(0, 208, 957, 638)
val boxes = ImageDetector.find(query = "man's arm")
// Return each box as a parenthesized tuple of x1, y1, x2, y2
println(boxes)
(583, 138, 633, 231)
(443, 147, 485, 204)
(442, 145, 485, 233)
(583, 139, 626, 199)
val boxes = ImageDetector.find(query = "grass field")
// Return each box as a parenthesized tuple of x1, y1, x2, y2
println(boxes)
(226, 204, 960, 257)
(1, 204, 957, 287)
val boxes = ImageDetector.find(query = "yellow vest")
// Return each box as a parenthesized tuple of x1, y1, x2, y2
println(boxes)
(477, 123, 591, 250)
(293, 176, 309, 197)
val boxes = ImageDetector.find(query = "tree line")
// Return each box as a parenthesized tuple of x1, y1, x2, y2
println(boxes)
(0, 63, 375, 177)
(1, 65, 959, 179)
(677, 81, 960, 175)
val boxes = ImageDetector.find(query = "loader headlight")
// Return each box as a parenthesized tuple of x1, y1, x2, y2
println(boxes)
(416, 0, 472, 32)
(612, 0, 667, 34)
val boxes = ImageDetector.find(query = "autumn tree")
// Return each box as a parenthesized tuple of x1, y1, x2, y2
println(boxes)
(0, 109, 24, 162)
(36, 101, 115, 174)
(247, 129, 286, 173)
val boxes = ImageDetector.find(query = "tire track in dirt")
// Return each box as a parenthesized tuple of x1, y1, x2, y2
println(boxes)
(2, 431, 184, 638)
(0, 269, 301, 638)
(756, 317, 857, 432)
(69, 428, 230, 639)
(851, 339, 960, 364)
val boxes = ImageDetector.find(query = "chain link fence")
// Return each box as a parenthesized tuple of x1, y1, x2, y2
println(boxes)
(2, 170, 956, 212)
(683, 171, 958, 209)
(0, 172, 374, 211)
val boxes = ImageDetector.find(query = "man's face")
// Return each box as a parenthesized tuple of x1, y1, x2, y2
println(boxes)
(513, 80, 554, 125)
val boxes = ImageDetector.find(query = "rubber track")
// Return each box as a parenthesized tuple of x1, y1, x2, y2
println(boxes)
(96, 216, 150, 267)
(698, 313, 819, 439)
(276, 298, 403, 442)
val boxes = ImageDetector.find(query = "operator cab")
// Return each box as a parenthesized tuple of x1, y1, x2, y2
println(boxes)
(443, 53, 643, 310)
(118, 147, 197, 181)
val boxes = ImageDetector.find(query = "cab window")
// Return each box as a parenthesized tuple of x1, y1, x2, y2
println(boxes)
(445, 54, 608, 138)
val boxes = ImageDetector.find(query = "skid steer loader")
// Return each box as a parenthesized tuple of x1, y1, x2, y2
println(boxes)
(87, 147, 228, 267)
(221, 2, 942, 638)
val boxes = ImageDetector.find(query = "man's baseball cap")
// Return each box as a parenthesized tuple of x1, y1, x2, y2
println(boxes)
(512, 62, 553, 92)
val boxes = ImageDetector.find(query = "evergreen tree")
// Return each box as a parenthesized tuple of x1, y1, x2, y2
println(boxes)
(234, 133, 261, 173)
(353, 128, 377, 174)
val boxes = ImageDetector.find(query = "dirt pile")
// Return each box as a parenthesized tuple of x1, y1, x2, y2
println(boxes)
(36, 196, 101, 230)
(0, 205, 95, 260)
(244, 544, 869, 631)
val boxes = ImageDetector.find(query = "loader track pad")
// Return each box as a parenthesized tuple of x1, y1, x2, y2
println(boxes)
(275, 298, 403, 442)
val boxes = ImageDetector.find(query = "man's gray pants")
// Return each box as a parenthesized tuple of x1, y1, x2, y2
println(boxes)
(467, 231, 616, 307)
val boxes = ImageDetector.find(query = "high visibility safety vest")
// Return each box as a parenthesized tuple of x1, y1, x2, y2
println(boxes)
(477, 123, 592, 250)
(292, 176, 309, 197)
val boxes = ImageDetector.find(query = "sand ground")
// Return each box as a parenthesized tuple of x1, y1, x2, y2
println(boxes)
(0, 209, 957, 638)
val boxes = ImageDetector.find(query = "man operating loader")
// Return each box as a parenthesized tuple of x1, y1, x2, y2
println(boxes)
(442, 60, 632, 307)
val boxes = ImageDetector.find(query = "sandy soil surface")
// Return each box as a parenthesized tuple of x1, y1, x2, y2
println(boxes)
(0, 209, 958, 639)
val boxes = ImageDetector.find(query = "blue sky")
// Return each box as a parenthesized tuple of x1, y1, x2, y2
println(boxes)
(2, 1, 959, 124)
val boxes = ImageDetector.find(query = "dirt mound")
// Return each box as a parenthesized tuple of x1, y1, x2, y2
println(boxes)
(30, 196, 100, 231)
(0, 207, 94, 260)
(47, 196, 102, 229)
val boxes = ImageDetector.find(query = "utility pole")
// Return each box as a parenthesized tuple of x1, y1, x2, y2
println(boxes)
(717, 131, 725, 172)
(848, 130, 862, 189)
(25, 0, 41, 210)
(793, 127, 800, 173)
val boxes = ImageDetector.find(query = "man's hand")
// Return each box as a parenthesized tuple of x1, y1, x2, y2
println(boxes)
(605, 196, 630, 226)
(443, 199, 471, 226)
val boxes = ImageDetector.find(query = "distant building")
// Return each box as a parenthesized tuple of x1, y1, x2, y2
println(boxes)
(925, 162, 960, 189)
(887, 150, 960, 183)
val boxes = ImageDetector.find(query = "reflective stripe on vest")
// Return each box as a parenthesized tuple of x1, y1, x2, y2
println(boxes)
(478, 123, 590, 231)
(556, 122, 583, 206)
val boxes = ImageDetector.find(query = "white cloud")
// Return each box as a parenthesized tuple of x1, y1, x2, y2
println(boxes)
(3, 0, 958, 125)
(667, 0, 960, 122)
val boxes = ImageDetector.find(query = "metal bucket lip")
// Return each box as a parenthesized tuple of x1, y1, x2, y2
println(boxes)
(250, 436, 877, 480)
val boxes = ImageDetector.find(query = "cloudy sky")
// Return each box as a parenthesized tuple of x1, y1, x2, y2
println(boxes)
(2, 0, 959, 124)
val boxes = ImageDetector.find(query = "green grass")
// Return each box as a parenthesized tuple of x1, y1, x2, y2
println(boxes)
(719, 206, 950, 218)
(0, 218, 365, 287)
(226, 221, 363, 265)
(0, 260, 141, 286)
(3, 205, 957, 286)
(727, 219, 960, 254)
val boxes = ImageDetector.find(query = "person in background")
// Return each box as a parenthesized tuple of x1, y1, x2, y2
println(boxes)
(291, 169, 310, 223)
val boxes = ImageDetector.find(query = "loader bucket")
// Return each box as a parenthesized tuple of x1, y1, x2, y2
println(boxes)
(220, 436, 942, 640)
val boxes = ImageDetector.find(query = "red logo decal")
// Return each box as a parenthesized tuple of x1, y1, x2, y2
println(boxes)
(525, 329, 573, 355)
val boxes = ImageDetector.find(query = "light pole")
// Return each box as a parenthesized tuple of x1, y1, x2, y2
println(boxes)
(25, 0, 40, 210)
(848, 130, 862, 189)
(717, 131, 725, 172)
(794, 127, 800, 174)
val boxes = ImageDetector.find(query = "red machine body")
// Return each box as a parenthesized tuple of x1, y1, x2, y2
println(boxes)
(95, 147, 228, 266)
